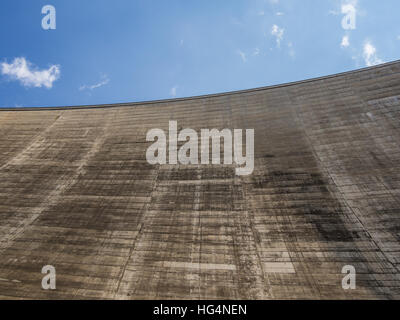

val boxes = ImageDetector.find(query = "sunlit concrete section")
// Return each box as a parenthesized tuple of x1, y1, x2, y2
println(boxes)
(0, 61, 400, 299)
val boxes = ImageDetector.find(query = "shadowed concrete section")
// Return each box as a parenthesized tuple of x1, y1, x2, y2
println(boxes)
(0, 62, 400, 299)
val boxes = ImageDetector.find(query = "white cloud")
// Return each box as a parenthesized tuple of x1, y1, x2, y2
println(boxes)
(341, 35, 350, 48)
(1, 57, 60, 89)
(170, 86, 178, 97)
(276, 12, 284, 16)
(271, 24, 284, 47)
(363, 41, 383, 67)
(288, 42, 295, 58)
(237, 50, 247, 62)
(253, 48, 260, 56)
(79, 74, 109, 91)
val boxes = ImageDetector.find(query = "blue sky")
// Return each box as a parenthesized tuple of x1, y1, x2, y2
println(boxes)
(0, 0, 399, 108)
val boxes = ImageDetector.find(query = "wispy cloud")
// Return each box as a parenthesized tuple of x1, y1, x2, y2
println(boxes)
(1, 57, 60, 89)
(170, 86, 178, 97)
(363, 41, 383, 67)
(341, 35, 350, 48)
(288, 42, 295, 58)
(237, 50, 247, 62)
(271, 24, 284, 47)
(79, 74, 109, 91)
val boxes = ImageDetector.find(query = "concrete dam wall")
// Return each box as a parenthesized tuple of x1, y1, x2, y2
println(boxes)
(0, 61, 400, 299)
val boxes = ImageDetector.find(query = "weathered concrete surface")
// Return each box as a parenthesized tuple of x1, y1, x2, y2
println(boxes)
(0, 61, 400, 299)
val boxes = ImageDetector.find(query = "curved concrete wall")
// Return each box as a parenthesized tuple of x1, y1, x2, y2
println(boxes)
(0, 61, 400, 299)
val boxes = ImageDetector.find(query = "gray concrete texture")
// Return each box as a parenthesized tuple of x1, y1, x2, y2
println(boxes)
(0, 61, 400, 299)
